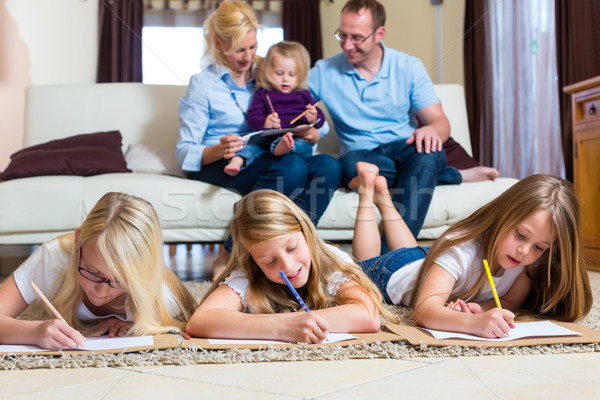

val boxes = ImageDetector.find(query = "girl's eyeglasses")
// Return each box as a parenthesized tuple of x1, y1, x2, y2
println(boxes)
(77, 247, 125, 290)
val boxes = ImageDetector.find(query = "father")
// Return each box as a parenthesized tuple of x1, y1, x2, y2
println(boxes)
(310, 0, 461, 238)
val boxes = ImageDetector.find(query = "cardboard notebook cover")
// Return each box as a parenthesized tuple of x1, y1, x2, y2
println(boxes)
(183, 330, 402, 350)
(385, 319, 600, 348)
(0, 334, 180, 356)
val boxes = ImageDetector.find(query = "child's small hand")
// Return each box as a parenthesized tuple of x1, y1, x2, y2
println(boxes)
(35, 319, 87, 349)
(303, 103, 318, 124)
(280, 311, 329, 343)
(264, 112, 281, 129)
(447, 299, 481, 314)
(89, 317, 132, 338)
(473, 308, 515, 338)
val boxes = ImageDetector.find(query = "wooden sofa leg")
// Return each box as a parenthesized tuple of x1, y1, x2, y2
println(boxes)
(169, 244, 177, 257)
(186, 243, 192, 253)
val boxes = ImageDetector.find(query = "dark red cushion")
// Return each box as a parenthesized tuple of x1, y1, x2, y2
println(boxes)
(443, 137, 480, 169)
(2, 130, 131, 180)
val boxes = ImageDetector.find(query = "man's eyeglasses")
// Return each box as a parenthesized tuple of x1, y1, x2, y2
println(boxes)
(77, 247, 125, 290)
(334, 28, 377, 45)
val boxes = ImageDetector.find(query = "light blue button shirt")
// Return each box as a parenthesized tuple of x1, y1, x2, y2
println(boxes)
(177, 65, 255, 172)
(309, 43, 439, 154)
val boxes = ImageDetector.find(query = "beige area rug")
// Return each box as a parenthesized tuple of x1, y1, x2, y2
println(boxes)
(2, 272, 600, 370)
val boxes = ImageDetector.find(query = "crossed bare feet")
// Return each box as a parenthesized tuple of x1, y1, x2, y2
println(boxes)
(225, 156, 245, 177)
(459, 166, 500, 182)
(273, 132, 294, 156)
(349, 162, 391, 210)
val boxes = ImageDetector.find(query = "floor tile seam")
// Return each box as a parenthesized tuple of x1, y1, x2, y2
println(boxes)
(456, 362, 600, 384)
(137, 371, 300, 398)
(299, 361, 445, 399)
(5, 373, 137, 400)
(454, 356, 510, 400)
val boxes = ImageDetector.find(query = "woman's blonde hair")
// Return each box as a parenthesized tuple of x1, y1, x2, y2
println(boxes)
(255, 41, 311, 90)
(412, 174, 592, 322)
(204, 190, 397, 322)
(52, 192, 196, 335)
(203, 0, 260, 71)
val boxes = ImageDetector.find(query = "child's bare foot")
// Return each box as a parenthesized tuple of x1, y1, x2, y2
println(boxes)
(349, 161, 379, 190)
(459, 166, 500, 182)
(225, 156, 244, 176)
(273, 132, 294, 156)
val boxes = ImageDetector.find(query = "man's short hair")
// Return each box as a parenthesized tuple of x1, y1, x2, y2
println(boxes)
(342, 0, 386, 30)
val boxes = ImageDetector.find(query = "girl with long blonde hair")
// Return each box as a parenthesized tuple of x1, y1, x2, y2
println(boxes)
(352, 162, 592, 338)
(186, 189, 396, 343)
(0, 192, 196, 349)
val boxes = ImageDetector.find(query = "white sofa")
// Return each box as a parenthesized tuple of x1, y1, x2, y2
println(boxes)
(0, 83, 517, 245)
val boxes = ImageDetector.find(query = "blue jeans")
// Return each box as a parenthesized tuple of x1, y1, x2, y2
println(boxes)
(237, 136, 314, 168)
(340, 139, 457, 239)
(359, 246, 430, 303)
(188, 152, 341, 251)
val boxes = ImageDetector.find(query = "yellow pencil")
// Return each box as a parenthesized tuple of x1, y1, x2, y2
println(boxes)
(30, 281, 68, 324)
(483, 259, 509, 336)
(482, 259, 502, 309)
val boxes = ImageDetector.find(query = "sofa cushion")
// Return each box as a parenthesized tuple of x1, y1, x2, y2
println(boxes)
(2, 130, 130, 180)
(125, 144, 185, 178)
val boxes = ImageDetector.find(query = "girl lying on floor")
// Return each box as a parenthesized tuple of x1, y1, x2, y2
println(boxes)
(0, 192, 196, 349)
(186, 189, 397, 343)
(351, 162, 592, 338)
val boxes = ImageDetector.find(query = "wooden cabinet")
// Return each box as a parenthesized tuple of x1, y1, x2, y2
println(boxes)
(564, 76, 600, 271)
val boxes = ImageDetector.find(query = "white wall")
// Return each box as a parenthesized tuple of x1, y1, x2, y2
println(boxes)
(0, 0, 98, 170)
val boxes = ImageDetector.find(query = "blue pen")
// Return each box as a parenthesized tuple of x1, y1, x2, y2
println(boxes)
(279, 271, 310, 312)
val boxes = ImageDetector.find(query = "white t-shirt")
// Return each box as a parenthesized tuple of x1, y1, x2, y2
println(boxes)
(222, 244, 354, 312)
(13, 237, 181, 322)
(386, 240, 524, 306)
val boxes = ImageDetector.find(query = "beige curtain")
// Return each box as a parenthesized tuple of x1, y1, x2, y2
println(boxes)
(489, 0, 564, 179)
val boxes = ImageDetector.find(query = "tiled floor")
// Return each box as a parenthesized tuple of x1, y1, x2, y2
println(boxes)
(1, 244, 600, 399)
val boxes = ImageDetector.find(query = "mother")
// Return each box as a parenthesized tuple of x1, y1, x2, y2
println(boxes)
(177, 1, 341, 278)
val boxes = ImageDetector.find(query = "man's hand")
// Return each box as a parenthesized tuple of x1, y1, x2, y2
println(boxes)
(405, 126, 444, 154)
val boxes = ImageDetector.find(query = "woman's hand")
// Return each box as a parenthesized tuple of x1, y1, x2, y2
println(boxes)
(219, 133, 246, 160)
(33, 319, 87, 350)
(294, 127, 321, 145)
(89, 317, 132, 338)
(264, 112, 281, 129)
(470, 308, 515, 338)
(277, 312, 329, 343)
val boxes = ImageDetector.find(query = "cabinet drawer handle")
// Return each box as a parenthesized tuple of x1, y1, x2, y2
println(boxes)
(590, 104, 597, 116)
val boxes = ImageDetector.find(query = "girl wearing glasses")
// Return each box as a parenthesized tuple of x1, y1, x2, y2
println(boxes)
(0, 192, 196, 350)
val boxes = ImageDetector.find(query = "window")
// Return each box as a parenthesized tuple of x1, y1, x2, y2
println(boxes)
(142, 1, 283, 85)
(142, 27, 283, 85)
